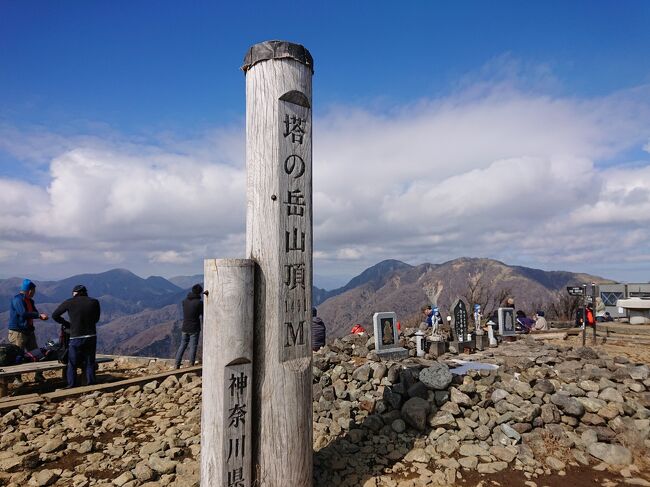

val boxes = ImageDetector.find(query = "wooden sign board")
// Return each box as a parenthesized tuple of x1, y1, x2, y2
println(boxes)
(278, 91, 312, 363)
(567, 286, 585, 296)
(222, 362, 252, 487)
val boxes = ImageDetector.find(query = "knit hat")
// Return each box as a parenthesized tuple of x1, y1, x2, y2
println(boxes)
(72, 284, 88, 296)
(20, 279, 35, 292)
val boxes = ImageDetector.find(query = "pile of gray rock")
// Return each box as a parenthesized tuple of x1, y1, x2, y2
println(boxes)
(1, 331, 649, 487)
(313, 332, 650, 486)
(0, 373, 201, 487)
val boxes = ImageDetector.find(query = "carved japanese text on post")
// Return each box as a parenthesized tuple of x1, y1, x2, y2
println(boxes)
(278, 94, 312, 362)
(222, 362, 252, 487)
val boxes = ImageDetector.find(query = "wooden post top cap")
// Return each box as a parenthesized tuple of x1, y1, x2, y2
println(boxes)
(242, 40, 314, 74)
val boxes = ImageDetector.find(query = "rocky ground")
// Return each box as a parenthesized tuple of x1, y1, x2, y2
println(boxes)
(1, 330, 649, 486)
(312, 330, 650, 486)
(0, 374, 201, 486)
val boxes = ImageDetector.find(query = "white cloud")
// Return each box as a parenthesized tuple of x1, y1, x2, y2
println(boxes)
(149, 250, 194, 264)
(0, 249, 17, 261)
(39, 250, 67, 264)
(1, 76, 650, 282)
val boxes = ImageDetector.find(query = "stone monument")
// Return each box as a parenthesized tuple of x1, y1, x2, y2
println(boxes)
(373, 312, 408, 360)
(450, 298, 473, 353)
(498, 307, 516, 336)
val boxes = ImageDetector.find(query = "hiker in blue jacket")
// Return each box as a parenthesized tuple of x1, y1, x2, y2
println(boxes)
(8, 279, 49, 383)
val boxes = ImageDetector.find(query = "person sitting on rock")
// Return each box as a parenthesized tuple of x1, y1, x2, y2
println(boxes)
(532, 310, 549, 331)
(595, 296, 607, 322)
(515, 310, 535, 333)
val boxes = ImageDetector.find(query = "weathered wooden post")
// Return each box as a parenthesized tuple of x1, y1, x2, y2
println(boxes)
(201, 259, 254, 486)
(242, 40, 314, 486)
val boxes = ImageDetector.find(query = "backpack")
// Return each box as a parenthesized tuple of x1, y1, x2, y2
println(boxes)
(0, 342, 24, 366)
(24, 347, 45, 362)
(57, 326, 70, 364)
(23, 346, 60, 362)
(585, 308, 595, 327)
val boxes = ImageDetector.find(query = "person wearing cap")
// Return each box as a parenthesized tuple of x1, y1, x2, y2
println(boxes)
(175, 283, 205, 369)
(8, 278, 49, 383)
(52, 285, 101, 388)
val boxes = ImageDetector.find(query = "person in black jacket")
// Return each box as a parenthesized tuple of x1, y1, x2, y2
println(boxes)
(312, 307, 326, 351)
(52, 284, 101, 388)
(175, 284, 204, 368)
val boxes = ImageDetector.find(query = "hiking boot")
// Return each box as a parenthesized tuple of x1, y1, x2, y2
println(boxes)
(12, 377, 23, 387)
(35, 372, 46, 383)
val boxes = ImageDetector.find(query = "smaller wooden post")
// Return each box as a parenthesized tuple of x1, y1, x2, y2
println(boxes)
(201, 259, 254, 487)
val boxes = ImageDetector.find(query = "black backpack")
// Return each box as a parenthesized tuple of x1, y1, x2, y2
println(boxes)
(57, 326, 70, 364)
(0, 342, 23, 366)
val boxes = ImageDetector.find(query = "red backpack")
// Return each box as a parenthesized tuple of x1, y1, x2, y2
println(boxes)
(585, 308, 595, 326)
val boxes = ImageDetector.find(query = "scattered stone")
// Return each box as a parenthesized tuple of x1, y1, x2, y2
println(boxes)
(419, 363, 453, 390)
(588, 443, 633, 465)
(477, 462, 508, 474)
(400, 397, 429, 431)
(551, 393, 585, 417)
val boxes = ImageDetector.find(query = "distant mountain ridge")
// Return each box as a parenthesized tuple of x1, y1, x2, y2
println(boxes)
(0, 269, 188, 356)
(316, 257, 615, 339)
(0, 259, 616, 357)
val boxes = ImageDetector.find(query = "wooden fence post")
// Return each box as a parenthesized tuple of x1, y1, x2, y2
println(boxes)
(201, 258, 255, 487)
(242, 40, 314, 486)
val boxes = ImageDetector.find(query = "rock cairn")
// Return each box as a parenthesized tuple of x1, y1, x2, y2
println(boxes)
(313, 332, 650, 486)
(0, 373, 201, 487)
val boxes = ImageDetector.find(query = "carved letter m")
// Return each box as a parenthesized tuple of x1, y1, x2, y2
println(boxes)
(285, 321, 305, 347)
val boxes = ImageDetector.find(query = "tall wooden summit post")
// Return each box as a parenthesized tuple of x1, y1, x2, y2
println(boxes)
(242, 40, 314, 486)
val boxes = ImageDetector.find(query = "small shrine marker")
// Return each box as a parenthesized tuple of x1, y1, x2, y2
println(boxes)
(498, 307, 516, 336)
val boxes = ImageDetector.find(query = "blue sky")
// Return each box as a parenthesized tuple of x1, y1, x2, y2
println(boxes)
(1, 1, 650, 286)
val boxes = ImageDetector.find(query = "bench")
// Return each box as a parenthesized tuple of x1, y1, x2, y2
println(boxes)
(0, 357, 113, 397)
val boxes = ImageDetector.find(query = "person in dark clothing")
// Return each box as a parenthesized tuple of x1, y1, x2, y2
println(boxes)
(175, 284, 204, 368)
(515, 310, 535, 333)
(52, 285, 101, 388)
(312, 307, 326, 351)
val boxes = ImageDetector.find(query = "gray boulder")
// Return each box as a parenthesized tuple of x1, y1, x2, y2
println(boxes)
(401, 397, 430, 431)
(588, 442, 632, 465)
(419, 363, 453, 390)
(551, 393, 585, 417)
